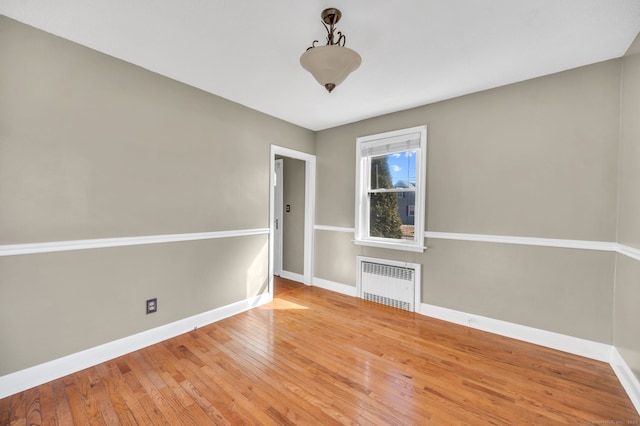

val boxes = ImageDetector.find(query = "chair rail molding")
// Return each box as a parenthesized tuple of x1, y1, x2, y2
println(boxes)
(0, 228, 270, 257)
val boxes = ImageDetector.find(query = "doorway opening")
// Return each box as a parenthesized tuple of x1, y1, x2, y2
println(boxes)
(269, 146, 316, 298)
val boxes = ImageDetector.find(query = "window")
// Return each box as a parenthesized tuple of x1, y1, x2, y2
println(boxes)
(355, 126, 427, 252)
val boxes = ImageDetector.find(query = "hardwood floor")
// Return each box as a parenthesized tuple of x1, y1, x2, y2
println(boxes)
(2, 276, 638, 425)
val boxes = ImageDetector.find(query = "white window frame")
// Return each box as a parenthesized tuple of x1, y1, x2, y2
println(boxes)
(354, 125, 427, 252)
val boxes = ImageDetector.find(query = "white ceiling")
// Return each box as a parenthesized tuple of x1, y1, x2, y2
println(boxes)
(2, 1, 640, 131)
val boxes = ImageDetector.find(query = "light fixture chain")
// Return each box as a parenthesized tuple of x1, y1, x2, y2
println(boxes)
(322, 20, 346, 47)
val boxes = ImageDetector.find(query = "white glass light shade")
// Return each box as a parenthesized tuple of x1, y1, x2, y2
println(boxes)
(300, 45, 362, 92)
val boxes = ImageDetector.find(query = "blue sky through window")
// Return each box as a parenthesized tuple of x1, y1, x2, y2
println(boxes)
(387, 150, 416, 186)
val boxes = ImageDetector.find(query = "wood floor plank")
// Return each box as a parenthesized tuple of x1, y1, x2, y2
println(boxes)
(24, 388, 42, 426)
(72, 368, 107, 425)
(62, 375, 91, 425)
(102, 360, 156, 425)
(164, 333, 277, 424)
(50, 379, 74, 425)
(178, 378, 232, 425)
(0, 394, 9, 426)
(1, 276, 638, 424)
(93, 363, 137, 426)
(251, 298, 502, 422)
(220, 318, 375, 424)
(8, 391, 25, 426)
(126, 351, 185, 425)
(199, 347, 312, 424)
(202, 326, 346, 425)
(115, 357, 170, 425)
(36, 383, 57, 426)
(84, 366, 123, 425)
(175, 360, 247, 424)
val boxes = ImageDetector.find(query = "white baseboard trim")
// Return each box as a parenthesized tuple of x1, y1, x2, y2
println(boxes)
(0, 292, 271, 399)
(279, 271, 306, 285)
(419, 302, 612, 362)
(3, 282, 638, 415)
(311, 276, 640, 415)
(312, 277, 357, 297)
(420, 302, 640, 414)
(610, 347, 640, 414)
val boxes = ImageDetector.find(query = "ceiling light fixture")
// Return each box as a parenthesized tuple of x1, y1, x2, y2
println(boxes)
(300, 7, 362, 93)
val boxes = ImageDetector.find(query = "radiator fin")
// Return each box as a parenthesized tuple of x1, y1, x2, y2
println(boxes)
(360, 261, 416, 312)
(362, 292, 412, 311)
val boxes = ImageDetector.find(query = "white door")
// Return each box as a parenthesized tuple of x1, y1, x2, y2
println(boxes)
(273, 159, 284, 276)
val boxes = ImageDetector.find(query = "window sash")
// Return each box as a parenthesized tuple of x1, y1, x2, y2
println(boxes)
(355, 125, 427, 252)
(367, 190, 417, 242)
(367, 150, 418, 191)
(368, 188, 416, 194)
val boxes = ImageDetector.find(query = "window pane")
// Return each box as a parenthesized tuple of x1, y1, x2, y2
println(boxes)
(355, 125, 426, 252)
(370, 151, 416, 190)
(369, 192, 415, 241)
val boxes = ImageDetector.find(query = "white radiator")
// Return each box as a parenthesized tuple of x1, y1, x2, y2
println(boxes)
(357, 256, 421, 312)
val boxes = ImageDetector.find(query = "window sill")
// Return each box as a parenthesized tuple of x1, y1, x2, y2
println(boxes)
(353, 239, 426, 253)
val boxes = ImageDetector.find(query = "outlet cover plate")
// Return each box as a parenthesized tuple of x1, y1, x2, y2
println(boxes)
(146, 298, 157, 314)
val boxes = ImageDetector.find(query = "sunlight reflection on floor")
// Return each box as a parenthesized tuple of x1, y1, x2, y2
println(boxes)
(258, 297, 309, 310)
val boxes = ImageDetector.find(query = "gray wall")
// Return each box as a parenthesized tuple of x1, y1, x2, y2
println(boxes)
(315, 60, 621, 344)
(0, 237, 269, 372)
(282, 157, 305, 275)
(615, 35, 640, 380)
(2, 13, 639, 384)
(0, 17, 314, 375)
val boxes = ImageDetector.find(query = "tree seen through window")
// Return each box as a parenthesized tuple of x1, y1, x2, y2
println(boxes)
(369, 152, 416, 240)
